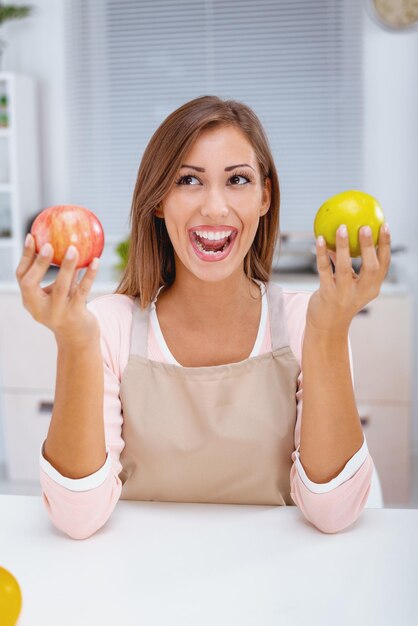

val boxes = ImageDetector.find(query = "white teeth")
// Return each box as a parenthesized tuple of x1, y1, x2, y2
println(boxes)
(193, 230, 232, 240)
(195, 239, 227, 254)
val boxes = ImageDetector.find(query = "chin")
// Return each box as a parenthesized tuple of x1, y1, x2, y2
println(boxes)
(189, 260, 245, 284)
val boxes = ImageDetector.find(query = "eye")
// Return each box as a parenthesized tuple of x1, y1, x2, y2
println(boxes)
(229, 174, 251, 185)
(174, 171, 253, 186)
(175, 175, 201, 186)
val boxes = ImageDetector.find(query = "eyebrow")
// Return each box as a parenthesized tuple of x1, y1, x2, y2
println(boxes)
(180, 163, 255, 172)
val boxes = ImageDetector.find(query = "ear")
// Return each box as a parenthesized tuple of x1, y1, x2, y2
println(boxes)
(260, 177, 271, 217)
(155, 204, 164, 218)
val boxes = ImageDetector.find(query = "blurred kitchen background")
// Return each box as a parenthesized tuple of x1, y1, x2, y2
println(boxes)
(0, 0, 417, 507)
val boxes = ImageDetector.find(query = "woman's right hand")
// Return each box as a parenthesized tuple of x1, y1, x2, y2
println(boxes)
(15, 234, 101, 348)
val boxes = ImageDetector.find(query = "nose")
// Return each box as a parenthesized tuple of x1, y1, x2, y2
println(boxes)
(200, 186, 229, 219)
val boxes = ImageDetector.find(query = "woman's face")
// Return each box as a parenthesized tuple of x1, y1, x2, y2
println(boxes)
(156, 125, 271, 284)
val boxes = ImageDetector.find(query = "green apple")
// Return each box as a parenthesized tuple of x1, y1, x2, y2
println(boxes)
(314, 190, 385, 257)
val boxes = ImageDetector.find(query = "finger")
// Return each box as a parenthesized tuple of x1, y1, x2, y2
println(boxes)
(315, 236, 334, 288)
(356, 225, 380, 286)
(68, 269, 81, 299)
(19, 241, 55, 302)
(330, 249, 358, 279)
(74, 256, 100, 301)
(15, 234, 36, 283)
(328, 250, 336, 271)
(335, 224, 353, 288)
(376, 222, 391, 279)
(51, 246, 81, 303)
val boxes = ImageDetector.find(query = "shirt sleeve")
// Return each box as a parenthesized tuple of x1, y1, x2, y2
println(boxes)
(39, 442, 113, 491)
(39, 295, 127, 540)
(287, 292, 374, 534)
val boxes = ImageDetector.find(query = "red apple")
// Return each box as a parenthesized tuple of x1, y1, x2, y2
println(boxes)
(30, 205, 105, 268)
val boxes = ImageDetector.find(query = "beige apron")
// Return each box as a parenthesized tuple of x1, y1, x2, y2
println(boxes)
(118, 281, 300, 506)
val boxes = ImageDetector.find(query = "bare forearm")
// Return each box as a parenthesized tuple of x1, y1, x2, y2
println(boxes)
(43, 339, 106, 479)
(299, 321, 364, 484)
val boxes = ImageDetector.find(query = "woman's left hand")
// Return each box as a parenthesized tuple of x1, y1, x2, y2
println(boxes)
(306, 223, 391, 335)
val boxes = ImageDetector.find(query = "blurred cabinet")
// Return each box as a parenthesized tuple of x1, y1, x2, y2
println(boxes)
(348, 293, 413, 505)
(0, 72, 41, 281)
(0, 284, 110, 482)
(0, 281, 413, 506)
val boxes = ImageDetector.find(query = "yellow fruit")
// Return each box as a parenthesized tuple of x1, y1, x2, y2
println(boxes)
(314, 190, 385, 258)
(0, 567, 22, 626)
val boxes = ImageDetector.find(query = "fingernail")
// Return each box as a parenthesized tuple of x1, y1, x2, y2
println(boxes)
(41, 243, 52, 257)
(317, 235, 325, 247)
(361, 226, 372, 237)
(91, 257, 99, 270)
(383, 222, 390, 234)
(339, 224, 348, 237)
(25, 234, 32, 247)
(66, 245, 76, 260)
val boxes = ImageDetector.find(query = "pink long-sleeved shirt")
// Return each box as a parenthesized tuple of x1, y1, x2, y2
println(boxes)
(39, 281, 373, 539)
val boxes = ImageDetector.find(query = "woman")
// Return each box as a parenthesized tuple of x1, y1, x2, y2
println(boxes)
(16, 96, 390, 539)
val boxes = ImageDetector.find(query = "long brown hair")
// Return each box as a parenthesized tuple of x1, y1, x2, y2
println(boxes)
(114, 95, 280, 309)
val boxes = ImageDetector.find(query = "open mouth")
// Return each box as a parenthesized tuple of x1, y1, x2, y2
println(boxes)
(189, 230, 238, 262)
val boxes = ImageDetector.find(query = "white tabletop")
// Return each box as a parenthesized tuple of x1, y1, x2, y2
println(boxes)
(0, 496, 417, 626)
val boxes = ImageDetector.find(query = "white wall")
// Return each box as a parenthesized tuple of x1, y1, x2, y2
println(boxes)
(1, 1, 417, 462)
(362, 3, 418, 452)
(1, 0, 69, 205)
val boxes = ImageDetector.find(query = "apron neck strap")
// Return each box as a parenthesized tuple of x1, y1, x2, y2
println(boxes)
(266, 282, 291, 352)
(131, 297, 149, 358)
